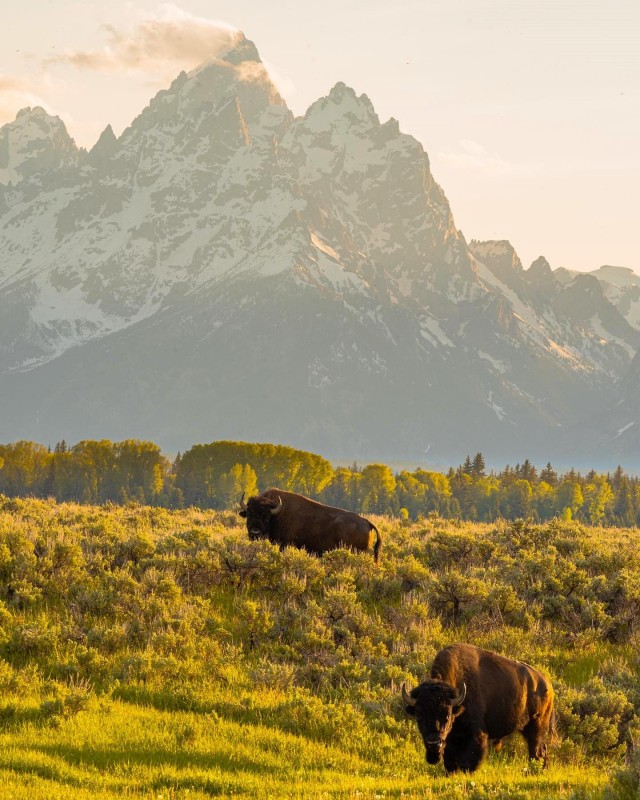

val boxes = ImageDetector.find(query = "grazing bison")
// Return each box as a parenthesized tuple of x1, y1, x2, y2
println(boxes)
(403, 643, 554, 773)
(238, 488, 381, 563)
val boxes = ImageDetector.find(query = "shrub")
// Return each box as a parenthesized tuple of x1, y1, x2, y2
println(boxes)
(557, 676, 635, 758)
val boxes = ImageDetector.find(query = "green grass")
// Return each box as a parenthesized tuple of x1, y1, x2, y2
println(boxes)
(0, 701, 609, 799)
(0, 497, 639, 798)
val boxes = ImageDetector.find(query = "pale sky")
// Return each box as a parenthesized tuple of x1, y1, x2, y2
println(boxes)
(1, 0, 639, 271)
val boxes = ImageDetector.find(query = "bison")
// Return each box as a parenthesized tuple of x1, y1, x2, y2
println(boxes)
(403, 643, 554, 773)
(238, 488, 381, 563)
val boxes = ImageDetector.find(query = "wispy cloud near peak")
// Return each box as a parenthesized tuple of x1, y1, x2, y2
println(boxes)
(45, 5, 241, 78)
(0, 74, 56, 126)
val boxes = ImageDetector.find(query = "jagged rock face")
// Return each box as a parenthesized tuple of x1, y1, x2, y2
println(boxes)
(0, 36, 296, 372)
(0, 35, 638, 465)
(469, 240, 523, 290)
(283, 83, 475, 306)
(87, 125, 118, 165)
(0, 107, 79, 185)
(591, 267, 640, 334)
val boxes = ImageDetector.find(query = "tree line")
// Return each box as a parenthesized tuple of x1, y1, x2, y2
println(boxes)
(0, 439, 639, 526)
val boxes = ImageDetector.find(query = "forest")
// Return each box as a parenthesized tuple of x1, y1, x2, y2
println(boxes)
(0, 438, 637, 526)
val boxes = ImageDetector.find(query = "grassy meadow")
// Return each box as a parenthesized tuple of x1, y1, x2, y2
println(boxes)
(0, 495, 639, 798)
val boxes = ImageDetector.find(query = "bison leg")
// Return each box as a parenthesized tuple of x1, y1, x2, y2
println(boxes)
(447, 731, 488, 774)
(522, 719, 549, 767)
(443, 742, 461, 775)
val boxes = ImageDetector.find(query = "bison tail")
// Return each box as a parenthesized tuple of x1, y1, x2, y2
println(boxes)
(371, 524, 382, 564)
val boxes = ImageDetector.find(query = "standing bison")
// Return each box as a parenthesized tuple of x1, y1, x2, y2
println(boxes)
(403, 643, 554, 773)
(238, 488, 381, 563)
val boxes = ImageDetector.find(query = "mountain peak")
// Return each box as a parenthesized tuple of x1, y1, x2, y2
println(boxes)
(119, 32, 288, 152)
(16, 105, 49, 120)
(11, 105, 68, 132)
(301, 82, 379, 132)
(328, 82, 355, 99)
(87, 124, 118, 164)
(591, 265, 640, 288)
(469, 240, 523, 284)
(181, 33, 285, 108)
(1, 33, 638, 467)
(528, 255, 552, 277)
(186, 32, 262, 75)
(470, 239, 522, 266)
(327, 82, 375, 112)
(0, 106, 78, 185)
(218, 32, 261, 65)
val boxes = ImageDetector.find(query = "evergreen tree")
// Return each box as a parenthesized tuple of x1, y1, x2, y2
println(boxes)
(519, 459, 538, 483)
(613, 477, 636, 527)
(564, 468, 579, 483)
(500, 464, 515, 485)
(539, 462, 558, 486)
(471, 452, 486, 479)
(611, 465, 625, 492)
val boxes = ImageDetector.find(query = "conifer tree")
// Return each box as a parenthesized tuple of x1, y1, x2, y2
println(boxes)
(519, 459, 538, 483)
(611, 465, 625, 492)
(471, 452, 486, 479)
(539, 462, 558, 486)
(613, 477, 636, 527)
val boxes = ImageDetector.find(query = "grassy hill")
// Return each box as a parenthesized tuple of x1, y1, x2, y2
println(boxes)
(0, 496, 638, 798)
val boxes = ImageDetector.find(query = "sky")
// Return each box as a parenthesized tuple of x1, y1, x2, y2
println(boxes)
(1, 0, 639, 272)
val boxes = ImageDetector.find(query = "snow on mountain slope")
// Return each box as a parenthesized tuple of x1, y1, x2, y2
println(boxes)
(590, 266, 640, 332)
(553, 265, 640, 333)
(284, 82, 476, 307)
(0, 106, 79, 186)
(0, 35, 299, 371)
(0, 34, 638, 464)
(468, 243, 638, 380)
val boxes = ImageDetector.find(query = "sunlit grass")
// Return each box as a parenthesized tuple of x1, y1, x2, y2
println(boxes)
(0, 701, 611, 799)
(0, 498, 638, 798)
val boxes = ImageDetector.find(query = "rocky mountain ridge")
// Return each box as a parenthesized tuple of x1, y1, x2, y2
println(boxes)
(0, 34, 637, 467)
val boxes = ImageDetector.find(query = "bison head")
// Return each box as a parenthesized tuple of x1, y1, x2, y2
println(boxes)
(403, 680, 466, 764)
(238, 492, 283, 540)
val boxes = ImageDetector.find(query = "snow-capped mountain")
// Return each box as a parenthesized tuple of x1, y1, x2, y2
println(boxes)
(557, 265, 640, 334)
(0, 106, 79, 186)
(0, 34, 638, 467)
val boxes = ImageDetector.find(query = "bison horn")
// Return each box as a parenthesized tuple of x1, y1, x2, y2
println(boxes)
(402, 684, 416, 707)
(270, 495, 283, 516)
(239, 493, 247, 511)
(452, 683, 466, 707)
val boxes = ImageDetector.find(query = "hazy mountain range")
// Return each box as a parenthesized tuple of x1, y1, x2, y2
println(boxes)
(0, 34, 638, 468)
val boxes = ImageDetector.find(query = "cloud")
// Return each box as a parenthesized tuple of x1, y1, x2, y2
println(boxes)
(0, 76, 30, 93)
(0, 74, 55, 126)
(46, 5, 241, 78)
(262, 60, 296, 99)
(436, 139, 513, 176)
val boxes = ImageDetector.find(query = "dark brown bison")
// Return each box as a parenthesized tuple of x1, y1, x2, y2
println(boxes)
(238, 488, 381, 563)
(403, 643, 554, 773)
